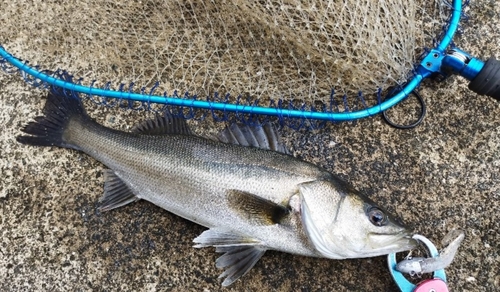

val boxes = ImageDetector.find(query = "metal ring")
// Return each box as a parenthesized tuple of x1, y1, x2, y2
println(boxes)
(382, 90, 426, 129)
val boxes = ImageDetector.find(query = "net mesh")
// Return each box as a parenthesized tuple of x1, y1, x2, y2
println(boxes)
(0, 0, 447, 105)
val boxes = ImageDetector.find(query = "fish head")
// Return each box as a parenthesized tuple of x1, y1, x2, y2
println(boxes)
(298, 178, 418, 259)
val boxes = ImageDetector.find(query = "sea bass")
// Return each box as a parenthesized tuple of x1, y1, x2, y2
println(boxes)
(18, 91, 418, 286)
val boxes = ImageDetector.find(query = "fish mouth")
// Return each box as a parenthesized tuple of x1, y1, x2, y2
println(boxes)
(367, 231, 419, 254)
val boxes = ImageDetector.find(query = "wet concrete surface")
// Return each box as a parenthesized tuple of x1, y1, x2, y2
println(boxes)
(1, 1, 499, 291)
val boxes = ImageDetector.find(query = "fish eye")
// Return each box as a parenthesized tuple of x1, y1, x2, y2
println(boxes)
(367, 207, 388, 227)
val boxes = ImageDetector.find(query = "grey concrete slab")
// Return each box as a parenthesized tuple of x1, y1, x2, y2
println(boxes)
(1, 1, 499, 291)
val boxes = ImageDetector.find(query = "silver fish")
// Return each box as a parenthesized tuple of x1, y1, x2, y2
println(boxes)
(18, 91, 418, 286)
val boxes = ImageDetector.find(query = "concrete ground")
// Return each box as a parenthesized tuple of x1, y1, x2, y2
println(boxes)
(1, 1, 499, 291)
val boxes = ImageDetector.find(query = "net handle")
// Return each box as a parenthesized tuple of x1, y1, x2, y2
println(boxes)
(0, 0, 463, 122)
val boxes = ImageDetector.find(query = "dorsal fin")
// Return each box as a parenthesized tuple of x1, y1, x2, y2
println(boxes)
(131, 113, 192, 135)
(217, 123, 290, 154)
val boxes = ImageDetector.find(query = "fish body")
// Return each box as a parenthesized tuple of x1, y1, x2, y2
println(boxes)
(76, 121, 323, 256)
(18, 91, 418, 286)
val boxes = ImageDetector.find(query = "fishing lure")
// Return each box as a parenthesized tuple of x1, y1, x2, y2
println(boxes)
(388, 231, 465, 292)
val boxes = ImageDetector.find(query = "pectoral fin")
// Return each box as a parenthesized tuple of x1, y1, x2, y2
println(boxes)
(99, 170, 139, 211)
(226, 190, 290, 225)
(193, 228, 267, 286)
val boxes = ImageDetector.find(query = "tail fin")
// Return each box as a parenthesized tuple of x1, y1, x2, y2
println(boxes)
(17, 91, 87, 149)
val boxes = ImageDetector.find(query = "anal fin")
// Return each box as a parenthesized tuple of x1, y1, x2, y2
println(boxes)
(193, 228, 267, 286)
(99, 169, 139, 211)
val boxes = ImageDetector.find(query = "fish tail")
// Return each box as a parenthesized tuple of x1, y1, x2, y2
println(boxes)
(17, 91, 88, 149)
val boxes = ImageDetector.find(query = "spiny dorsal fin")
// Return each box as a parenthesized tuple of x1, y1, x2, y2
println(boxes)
(193, 228, 266, 286)
(131, 113, 192, 135)
(217, 123, 290, 154)
(99, 169, 139, 211)
(226, 189, 290, 225)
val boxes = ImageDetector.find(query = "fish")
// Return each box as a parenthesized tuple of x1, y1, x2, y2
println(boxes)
(17, 91, 418, 286)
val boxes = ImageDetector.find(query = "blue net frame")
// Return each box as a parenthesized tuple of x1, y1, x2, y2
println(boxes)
(1, 0, 482, 126)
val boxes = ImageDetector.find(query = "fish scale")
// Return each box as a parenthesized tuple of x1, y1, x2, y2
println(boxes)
(65, 116, 321, 252)
(17, 90, 418, 286)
